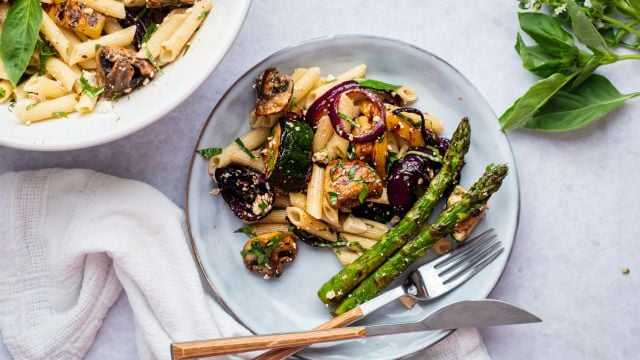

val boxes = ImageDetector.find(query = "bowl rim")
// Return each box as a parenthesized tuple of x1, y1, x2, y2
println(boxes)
(0, 0, 252, 151)
(184, 34, 521, 359)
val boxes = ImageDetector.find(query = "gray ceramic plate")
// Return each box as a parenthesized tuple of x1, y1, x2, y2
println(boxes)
(186, 35, 519, 360)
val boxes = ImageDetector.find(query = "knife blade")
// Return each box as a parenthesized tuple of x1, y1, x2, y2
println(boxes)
(170, 299, 541, 359)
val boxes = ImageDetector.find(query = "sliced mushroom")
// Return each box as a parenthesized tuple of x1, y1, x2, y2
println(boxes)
(96, 46, 156, 99)
(241, 232, 298, 278)
(255, 67, 293, 116)
(324, 159, 383, 209)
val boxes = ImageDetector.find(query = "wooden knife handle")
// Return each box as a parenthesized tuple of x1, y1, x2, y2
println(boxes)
(171, 325, 366, 360)
(253, 306, 365, 360)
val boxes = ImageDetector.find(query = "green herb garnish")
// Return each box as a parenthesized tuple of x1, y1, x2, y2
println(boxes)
(80, 73, 105, 98)
(396, 112, 422, 127)
(346, 143, 356, 160)
(354, 78, 401, 91)
(196, 147, 222, 159)
(0, 87, 5, 98)
(52, 111, 68, 118)
(358, 186, 369, 203)
(235, 225, 255, 237)
(26, 103, 37, 110)
(183, 42, 191, 56)
(287, 96, 297, 110)
(328, 191, 338, 206)
(197, 11, 210, 20)
(145, 47, 163, 74)
(142, 23, 158, 45)
(94, 43, 101, 51)
(235, 137, 256, 159)
(135, 8, 147, 20)
(0, 0, 43, 86)
(258, 200, 268, 215)
(338, 112, 360, 128)
(35, 37, 56, 75)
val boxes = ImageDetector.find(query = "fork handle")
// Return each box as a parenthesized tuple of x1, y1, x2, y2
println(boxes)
(171, 326, 366, 359)
(252, 306, 365, 360)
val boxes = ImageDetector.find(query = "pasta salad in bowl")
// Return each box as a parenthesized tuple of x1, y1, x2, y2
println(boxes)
(0, 0, 249, 150)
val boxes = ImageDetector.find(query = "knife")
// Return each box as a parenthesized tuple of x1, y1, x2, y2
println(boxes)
(171, 300, 541, 359)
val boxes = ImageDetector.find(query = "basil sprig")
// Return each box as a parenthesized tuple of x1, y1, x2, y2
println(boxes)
(502, 0, 640, 131)
(0, 0, 43, 86)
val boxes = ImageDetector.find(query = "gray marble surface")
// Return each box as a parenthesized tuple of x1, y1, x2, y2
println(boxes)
(1, 1, 639, 359)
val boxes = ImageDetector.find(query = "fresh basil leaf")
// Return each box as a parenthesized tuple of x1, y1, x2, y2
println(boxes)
(500, 72, 577, 130)
(515, 33, 576, 77)
(328, 191, 338, 206)
(0, 87, 5, 98)
(358, 186, 369, 203)
(354, 78, 401, 91)
(196, 147, 222, 159)
(518, 12, 575, 55)
(524, 74, 640, 131)
(52, 111, 68, 118)
(565, 0, 609, 51)
(571, 55, 601, 88)
(629, 0, 640, 13)
(35, 38, 57, 75)
(0, 0, 43, 86)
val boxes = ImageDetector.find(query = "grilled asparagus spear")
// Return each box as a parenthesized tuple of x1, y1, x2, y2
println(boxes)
(333, 163, 508, 315)
(317, 117, 471, 306)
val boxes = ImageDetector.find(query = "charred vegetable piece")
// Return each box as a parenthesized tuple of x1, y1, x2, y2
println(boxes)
(264, 118, 313, 192)
(241, 232, 297, 278)
(120, 8, 171, 49)
(447, 185, 487, 241)
(48, 1, 106, 39)
(255, 68, 293, 116)
(387, 146, 443, 215)
(146, 0, 195, 8)
(96, 46, 156, 99)
(214, 164, 275, 222)
(351, 202, 395, 223)
(324, 159, 383, 209)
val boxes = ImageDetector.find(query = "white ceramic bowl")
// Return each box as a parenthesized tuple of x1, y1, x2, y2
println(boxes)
(0, 0, 251, 151)
(187, 35, 520, 359)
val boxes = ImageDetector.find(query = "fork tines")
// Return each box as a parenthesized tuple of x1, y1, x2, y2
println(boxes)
(434, 229, 503, 287)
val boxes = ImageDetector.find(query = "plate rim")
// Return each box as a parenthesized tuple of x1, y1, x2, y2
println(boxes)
(184, 34, 521, 359)
(0, 0, 252, 151)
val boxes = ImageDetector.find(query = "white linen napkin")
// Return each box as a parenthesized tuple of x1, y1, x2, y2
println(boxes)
(0, 169, 490, 360)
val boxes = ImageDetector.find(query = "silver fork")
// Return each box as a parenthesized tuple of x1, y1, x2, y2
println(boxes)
(254, 228, 503, 360)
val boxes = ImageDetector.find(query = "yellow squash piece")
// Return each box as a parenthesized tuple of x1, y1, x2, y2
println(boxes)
(48, 1, 106, 39)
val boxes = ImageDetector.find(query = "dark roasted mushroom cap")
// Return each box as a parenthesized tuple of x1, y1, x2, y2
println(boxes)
(255, 67, 293, 116)
(96, 46, 156, 99)
(214, 164, 275, 222)
(241, 232, 298, 278)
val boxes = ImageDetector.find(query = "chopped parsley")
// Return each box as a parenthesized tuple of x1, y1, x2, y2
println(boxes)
(0, 87, 5, 98)
(26, 103, 37, 111)
(80, 73, 105, 98)
(183, 42, 191, 56)
(35, 38, 57, 75)
(234, 225, 255, 237)
(354, 78, 401, 91)
(338, 112, 360, 128)
(287, 96, 297, 111)
(196, 147, 222, 159)
(163, 1, 180, 9)
(95, 43, 101, 51)
(142, 23, 158, 45)
(358, 186, 369, 203)
(348, 165, 358, 180)
(346, 143, 356, 160)
(235, 138, 256, 159)
(197, 11, 210, 20)
(240, 234, 286, 266)
(52, 111, 68, 118)
(145, 47, 163, 74)
(135, 8, 147, 20)
(328, 191, 338, 206)
(258, 200, 268, 215)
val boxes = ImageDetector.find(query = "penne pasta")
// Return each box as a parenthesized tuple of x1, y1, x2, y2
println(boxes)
(290, 68, 307, 82)
(229, 150, 265, 172)
(341, 214, 368, 234)
(322, 198, 341, 229)
(13, 94, 77, 124)
(139, 13, 188, 60)
(103, 17, 124, 34)
(253, 210, 289, 225)
(40, 11, 73, 62)
(75, 92, 98, 113)
(396, 85, 418, 103)
(336, 64, 367, 82)
(249, 110, 279, 129)
(81, 0, 126, 19)
(208, 127, 271, 174)
(305, 164, 324, 219)
(159, 0, 212, 64)
(339, 233, 378, 250)
(274, 193, 291, 209)
(292, 67, 320, 105)
(23, 76, 67, 99)
(333, 248, 360, 266)
(45, 57, 78, 92)
(0, 80, 13, 103)
(252, 223, 291, 236)
(312, 115, 333, 153)
(289, 192, 306, 210)
(286, 207, 337, 242)
(69, 26, 136, 65)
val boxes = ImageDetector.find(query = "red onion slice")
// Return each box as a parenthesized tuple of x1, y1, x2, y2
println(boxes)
(304, 80, 359, 127)
(327, 87, 386, 143)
